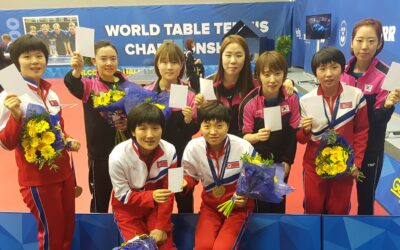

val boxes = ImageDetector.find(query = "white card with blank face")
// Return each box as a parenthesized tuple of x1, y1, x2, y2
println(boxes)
(263, 106, 282, 131)
(0, 64, 42, 103)
(75, 27, 95, 58)
(169, 84, 188, 109)
(382, 61, 400, 91)
(168, 167, 184, 193)
(200, 78, 217, 100)
(300, 95, 324, 129)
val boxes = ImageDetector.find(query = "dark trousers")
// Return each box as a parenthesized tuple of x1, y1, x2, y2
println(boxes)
(89, 158, 113, 213)
(175, 189, 194, 213)
(357, 150, 384, 215)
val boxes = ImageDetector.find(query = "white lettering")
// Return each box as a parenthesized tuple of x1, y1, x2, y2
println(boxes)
(383, 26, 396, 42)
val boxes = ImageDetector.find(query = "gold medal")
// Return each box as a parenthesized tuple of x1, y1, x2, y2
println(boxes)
(212, 185, 226, 198)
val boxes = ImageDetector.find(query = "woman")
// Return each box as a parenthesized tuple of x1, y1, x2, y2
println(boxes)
(64, 40, 132, 213)
(297, 46, 369, 214)
(239, 51, 300, 213)
(340, 18, 400, 215)
(145, 41, 198, 213)
(195, 35, 255, 137)
(184, 37, 203, 93)
(0, 35, 80, 249)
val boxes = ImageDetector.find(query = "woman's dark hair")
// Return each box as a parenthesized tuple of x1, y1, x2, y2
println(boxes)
(184, 38, 194, 50)
(215, 34, 253, 99)
(311, 46, 346, 76)
(127, 103, 165, 136)
(94, 40, 118, 55)
(351, 18, 384, 56)
(254, 51, 288, 83)
(9, 34, 49, 71)
(154, 40, 185, 80)
(197, 100, 231, 125)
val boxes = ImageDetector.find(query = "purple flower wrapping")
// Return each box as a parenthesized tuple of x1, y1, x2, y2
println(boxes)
(112, 236, 158, 250)
(236, 162, 293, 203)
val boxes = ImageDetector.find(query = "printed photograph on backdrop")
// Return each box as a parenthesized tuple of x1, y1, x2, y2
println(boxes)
(22, 15, 79, 65)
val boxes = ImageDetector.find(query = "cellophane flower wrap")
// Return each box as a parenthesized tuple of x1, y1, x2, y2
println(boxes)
(217, 153, 293, 217)
(315, 130, 355, 179)
(124, 90, 171, 120)
(92, 81, 144, 144)
(112, 234, 158, 250)
(21, 104, 65, 171)
(236, 153, 293, 202)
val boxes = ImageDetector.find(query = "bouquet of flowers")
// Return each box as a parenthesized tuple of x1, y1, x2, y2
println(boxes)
(124, 91, 171, 120)
(21, 104, 65, 171)
(217, 153, 293, 217)
(112, 235, 158, 250)
(315, 130, 363, 180)
(92, 82, 143, 144)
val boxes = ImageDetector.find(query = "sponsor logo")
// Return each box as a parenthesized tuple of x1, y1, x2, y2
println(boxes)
(339, 20, 347, 47)
(383, 26, 396, 42)
(339, 102, 352, 109)
(391, 178, 400, 199)
(226, 161, 240, 169)
(296, 27, 302, 40)
(157, 160, 168, 168)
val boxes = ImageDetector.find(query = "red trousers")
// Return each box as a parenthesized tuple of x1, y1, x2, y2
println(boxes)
(113, 206, 176, 250)
(304, 169, 353, 214)
(194, 204, 250, 250)
(20, 173, 75, 250)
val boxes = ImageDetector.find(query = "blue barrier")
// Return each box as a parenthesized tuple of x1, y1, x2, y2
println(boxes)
(2, 212, 399, 250)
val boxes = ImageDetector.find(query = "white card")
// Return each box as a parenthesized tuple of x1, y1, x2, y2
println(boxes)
(168, 167, 184, 193)
(382, 61, 400, 91)
(300, 95, 324, 128)
(75, 27, 95, 58)
(0, 64, 42, 103)
(263, 106, 282, 131)
(200, 78, 216, 100)
(169, 84, 188, 109)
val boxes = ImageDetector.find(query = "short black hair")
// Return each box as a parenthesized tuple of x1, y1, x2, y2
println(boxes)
(127, 103, 165, 136)
(10, 34, 49, 71)
(197, 100, 231, 125)
(311, 46, 346, 76)
(95, 40, 118, 55)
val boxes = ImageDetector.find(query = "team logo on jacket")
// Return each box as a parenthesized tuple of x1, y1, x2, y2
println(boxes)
(226, 161, 240, 169)
(339, 102, 353, 109)
(364, 84, 373, 92)
(281, 105, 290, 114)
(157, 160, 168, 168)
(49, 100, 59, 106)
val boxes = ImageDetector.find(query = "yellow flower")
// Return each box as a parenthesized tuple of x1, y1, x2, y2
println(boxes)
(41, 131, 56, 145)
(337, 162, 347, 173)
(93, 96, 101, 108)
(25, 147, 37, 163)
(111, 90, 125, 102)
(27, 121, 39, 137)
(40, 145, 56, 161)
(36, 120, 50, 133)
(21, 138, 30, 149)
(30, 136, 40, 148)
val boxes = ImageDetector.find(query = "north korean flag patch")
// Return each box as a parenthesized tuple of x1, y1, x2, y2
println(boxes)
(340, 101, 352, 109)
(49, 100, 59, 106)
(226, 161, 240, 169)
(157, 160, 168, 168)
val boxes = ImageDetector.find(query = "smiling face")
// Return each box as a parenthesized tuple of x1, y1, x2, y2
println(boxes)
(200, 119, 229, 152)
(260, 67, 284, 98)
(351, 25, 381, 65)
(132, 122, 162, 156)
(157, 56, 183, 85)
(92, 46, 118, 82)
(221, 42, 245, 79)
(18, 50, 47, 82)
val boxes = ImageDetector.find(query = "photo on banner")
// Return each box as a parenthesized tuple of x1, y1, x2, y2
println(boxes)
(22, 15, 79, 65)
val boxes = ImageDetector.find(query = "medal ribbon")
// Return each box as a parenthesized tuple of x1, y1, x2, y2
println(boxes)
(322, 95, 340, 129)
(207, 137, 231, 187)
